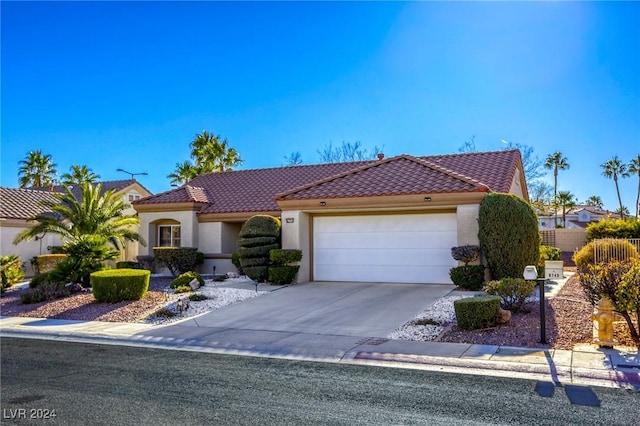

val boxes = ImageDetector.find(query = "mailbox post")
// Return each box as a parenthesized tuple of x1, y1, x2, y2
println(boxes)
(524, 265, 547, 344)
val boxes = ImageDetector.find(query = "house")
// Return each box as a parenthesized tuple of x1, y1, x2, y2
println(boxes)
(0, 180, 152, 276)
(133, 150, 527, 285)
(538, 205, 620, 230)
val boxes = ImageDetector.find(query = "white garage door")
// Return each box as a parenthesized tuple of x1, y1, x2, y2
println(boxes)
(313, 213, 457, 284)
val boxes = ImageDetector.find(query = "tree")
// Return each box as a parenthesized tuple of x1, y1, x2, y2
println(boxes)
(601, 156, 629, 219)
(503, 141, 545, 183)
(61, 165, 100, 185)
(585, 195, 604, 209)
(544, 152, 569, 227)
(458, 136, 476, 153)
(317, 141, 383, 163)
(284, 151, 303, 166)
(615, 206, 630, 217)
(18, 150, 58, 188)
(628, 154, 640, 219)
(556, 190, 576, 227)
(190, 130, 242, 173)
(529, 181, 553, 213)
(167, 161, 199, 186)
(13, 182, 143, 250)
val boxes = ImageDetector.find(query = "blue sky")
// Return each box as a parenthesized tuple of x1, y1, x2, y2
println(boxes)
(2, 1, 638, 212)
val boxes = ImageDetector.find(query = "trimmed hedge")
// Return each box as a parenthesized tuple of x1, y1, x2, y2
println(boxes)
(153, 247, 200, 277)
(91, 269, 150, 303)
(270, 249, 303, 266)
(449, 265, 485, 290)
(170, 271, 204, 289)
(21, 282, 70, 304)
(136, 255, 156, 272)
(116, 261, 139, 269)
(238, 215, 282, 282)
(450, 245, 481, 264)
(454, 295, 501, 330)
(478, 193, 540, 280)
(268, 266, 300, 285)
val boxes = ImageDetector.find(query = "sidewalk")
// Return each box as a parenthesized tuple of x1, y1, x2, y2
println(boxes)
(2, 314, 638, 391)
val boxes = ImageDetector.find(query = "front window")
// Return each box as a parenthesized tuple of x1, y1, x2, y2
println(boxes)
(158, 225, 181, 247)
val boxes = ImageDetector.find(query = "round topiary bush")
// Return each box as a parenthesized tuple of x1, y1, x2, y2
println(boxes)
(237, 215, 281, 282)
(478, 193, 540, 280)
(91, 269, 150, 303)
(170, 271, 205, 289)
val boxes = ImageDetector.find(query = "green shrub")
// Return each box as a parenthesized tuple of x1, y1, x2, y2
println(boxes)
(237, 215, 281, 282)
(21, 283, 71, 304)
(586, 218, 640, 241)
(453, 295, 501, 330)
(268, 266, 300, 285)
(270, 249, 303, 266)
(1, 255, 25, 292)
(91, 269, 150, 303)
(170, 271, 204, 289)
(449, 265, 485, 290)
(483, 278, 536, 313)
(154, 307, 175, 318)
(573, 239, 638, 268)
(478, 193, 540, 280)
(29, 273, 52, 288)
(231, 252, 243, 275)
(189, 293, 209, 302)
(35, 254, 68, 274)
(174, 285, 192, 294)
(49, 246, 65, 254)
(116, 261, 139, 269)
(153, 247, 200, 277)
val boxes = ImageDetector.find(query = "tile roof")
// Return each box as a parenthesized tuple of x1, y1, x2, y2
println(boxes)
(277, 155, 489, 200)
(29, 179, 151, 199)
(0, 187, 60, 220)
(134, 149, 523, 214)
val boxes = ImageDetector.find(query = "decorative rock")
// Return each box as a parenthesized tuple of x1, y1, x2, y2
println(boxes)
(497, 308, 511, 324)
(226, 272, 239, 279)
(189, 278, 200, 290)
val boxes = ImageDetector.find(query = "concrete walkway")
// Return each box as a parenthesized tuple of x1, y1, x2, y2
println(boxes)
(2, 277, 638, 391)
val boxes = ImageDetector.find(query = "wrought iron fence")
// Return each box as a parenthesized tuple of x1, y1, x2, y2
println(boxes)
(592, 238, 640, 264)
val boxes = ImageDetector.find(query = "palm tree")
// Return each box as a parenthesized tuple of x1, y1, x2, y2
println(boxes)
(18, 150, 58, 187)
(601, 156, 629, 219)
(628, 154, 640, 218)
(167, 161, 198, 186)
(13, 182, 143, 250)
(190, 130, 243, 173)
(61, 165, 100, 185)
(614, 206, 630, 217)
(556, 191, 576, 227)
(544, 152, 569, 227)
(585, 195, 603, 209)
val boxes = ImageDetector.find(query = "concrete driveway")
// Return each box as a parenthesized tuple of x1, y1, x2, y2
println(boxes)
(174, 281, 454, 338)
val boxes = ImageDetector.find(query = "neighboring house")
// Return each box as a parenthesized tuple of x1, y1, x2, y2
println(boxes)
(0, 180, 152, 276)
(538, 205, 620, 230)
(133, 150, 527, 285)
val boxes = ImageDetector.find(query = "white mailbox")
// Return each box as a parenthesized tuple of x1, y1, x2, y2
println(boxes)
(545, 260, 564, 280)
(523, 265, 538, 281)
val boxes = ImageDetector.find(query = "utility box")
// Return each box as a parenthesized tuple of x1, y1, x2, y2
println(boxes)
(544, 260, 564, 280)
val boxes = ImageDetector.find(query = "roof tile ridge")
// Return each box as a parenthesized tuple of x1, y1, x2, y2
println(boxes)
(275, 155, 410, 199)
(424, 148, 519, 160)
(412, 156, 491, 191)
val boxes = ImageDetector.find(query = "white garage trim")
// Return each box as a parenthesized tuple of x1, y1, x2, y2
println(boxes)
(313, 212, 457, 284)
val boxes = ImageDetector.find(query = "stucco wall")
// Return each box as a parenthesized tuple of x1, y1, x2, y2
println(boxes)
(456, 204, 480, 247)
(281, 210, 311, 283)
(137, 210, 199, 255)
(509, 167, 525, 198)
(1, 222, 62, 277)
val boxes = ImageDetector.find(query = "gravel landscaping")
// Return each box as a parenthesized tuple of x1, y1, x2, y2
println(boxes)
(1, 272, 636, 350)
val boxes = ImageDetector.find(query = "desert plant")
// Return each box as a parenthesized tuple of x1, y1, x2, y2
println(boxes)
(29, 273, 52, 288)
(170, 271, 204, 289)
(1, 255, 25, 292)
(174, 285, 192, 294)
(189, 293, 209, 302)
(537, 245, 562, 278)
(47, 235, 117, 286)
(573, 239, 638, 268)
(449, 265, 485, 290)
(153, 247, 200, 277)
(478, 193, 540, 280)
(154, 307, 175, 318)
(483, 278, 536, 313)
(21, 282, 71, 304)
(453, 295, 501, 330)
(577, 259, 640, 348)
(91, 269, 150, 303)
(237, 215, 281, 282)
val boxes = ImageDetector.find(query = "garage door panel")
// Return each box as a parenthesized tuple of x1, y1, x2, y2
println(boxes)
(313, 214, 457, 284)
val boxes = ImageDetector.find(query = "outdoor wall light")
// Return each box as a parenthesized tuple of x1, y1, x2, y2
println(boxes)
(424, 197, 432, 202)
(320, 201, 327, 206)
(286, 218, 294, 223)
